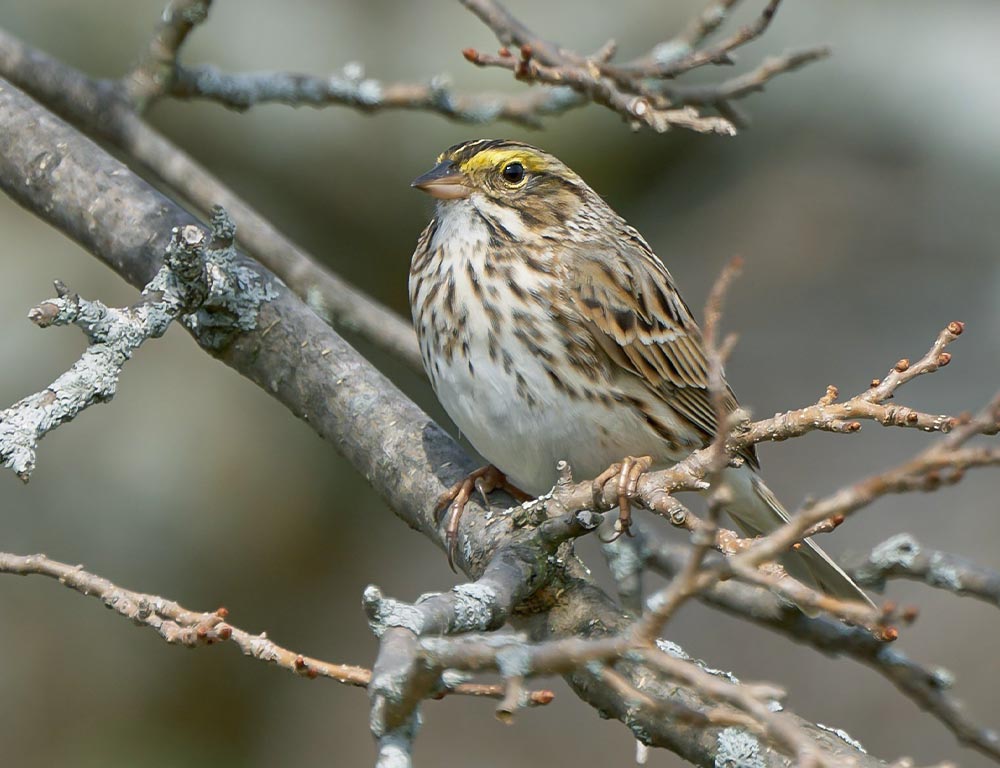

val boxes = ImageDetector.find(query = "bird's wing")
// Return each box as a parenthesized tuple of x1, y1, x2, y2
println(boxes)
(566, 227, 756, 465)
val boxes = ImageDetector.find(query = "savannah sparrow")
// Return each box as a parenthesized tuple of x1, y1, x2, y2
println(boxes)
(409, 138, 871, 606)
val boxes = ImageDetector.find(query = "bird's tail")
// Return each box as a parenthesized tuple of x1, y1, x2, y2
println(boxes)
(721, 465, 874, 610)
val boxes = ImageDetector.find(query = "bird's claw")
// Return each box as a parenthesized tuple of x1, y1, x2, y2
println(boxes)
(436, 465, 531, 572)
(593, 455, 653, 542)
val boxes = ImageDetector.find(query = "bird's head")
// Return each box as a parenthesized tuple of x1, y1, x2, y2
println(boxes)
(411, 139, 594, 230)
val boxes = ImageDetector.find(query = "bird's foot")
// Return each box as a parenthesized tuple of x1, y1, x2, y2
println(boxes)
(592, 455, 653, 541)
(436, 464, 531, 571)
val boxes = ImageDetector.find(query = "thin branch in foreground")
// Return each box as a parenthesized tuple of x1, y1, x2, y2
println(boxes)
(0, 552, 556, 706)
(633, 256, 747, 642)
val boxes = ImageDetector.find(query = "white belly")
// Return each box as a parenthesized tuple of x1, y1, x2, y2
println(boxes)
(432, 344, 674, 495)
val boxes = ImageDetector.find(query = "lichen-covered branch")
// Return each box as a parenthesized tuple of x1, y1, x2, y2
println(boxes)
(170, 64, 584, 126)
(0, 222, 209, 479)
(123, 0, 586, 127)
(850, 534, 1000, 608)
(0, 206, 279, 480)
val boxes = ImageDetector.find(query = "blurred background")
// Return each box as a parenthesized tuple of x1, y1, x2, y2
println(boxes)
(1, 1, 998, 766)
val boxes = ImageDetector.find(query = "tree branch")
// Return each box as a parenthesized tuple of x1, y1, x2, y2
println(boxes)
(645, 539, 1000, 761)
(0, 28, 425, 373)
(460, 0, 829, 133)
(170, 64, 584, 126)
(0, 552, 554, 706)
(0, 218, 221, 478)
(849, 534, 1000, 608)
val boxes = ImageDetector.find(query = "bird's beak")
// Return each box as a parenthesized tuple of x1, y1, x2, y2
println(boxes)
(411, 160, 471, 200)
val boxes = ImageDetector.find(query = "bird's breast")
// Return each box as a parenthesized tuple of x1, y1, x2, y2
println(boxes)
(409, 217, 684, 493)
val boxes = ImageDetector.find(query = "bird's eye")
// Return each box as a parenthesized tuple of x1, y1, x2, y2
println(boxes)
(501, 162, 525, 184)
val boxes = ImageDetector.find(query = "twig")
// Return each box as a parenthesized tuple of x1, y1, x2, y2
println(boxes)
(460, 0, 828, 133)
(171, 64, 584, 126)
(644, 538, 1000, 762)
(675, 0, 747, 51)
(125, 0, 212, 108)
(611, 0, 785, 78)
(0, 220, 214, 479)
(0, 552, 555, 705)
(634, 256, 745, 642)
(850, 534, 1000, 608)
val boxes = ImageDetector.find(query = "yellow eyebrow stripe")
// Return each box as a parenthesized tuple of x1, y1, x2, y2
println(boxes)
(459, 148, 546, 174)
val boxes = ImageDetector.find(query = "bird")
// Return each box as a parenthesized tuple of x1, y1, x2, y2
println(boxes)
(408, 138, 872, 607)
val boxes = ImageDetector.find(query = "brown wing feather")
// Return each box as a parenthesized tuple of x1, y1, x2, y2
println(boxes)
(567, 229, 757, 467)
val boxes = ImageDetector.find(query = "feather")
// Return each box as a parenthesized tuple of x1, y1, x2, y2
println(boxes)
(566, 234, 757, 467)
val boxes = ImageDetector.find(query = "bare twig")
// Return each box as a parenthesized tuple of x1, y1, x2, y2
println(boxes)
(462, 46, 738, 135)
(0, 552, 554, 706)
(460, 0, 828, 133)
(611, 0, 785, 77)
(635, 256, 746, 642)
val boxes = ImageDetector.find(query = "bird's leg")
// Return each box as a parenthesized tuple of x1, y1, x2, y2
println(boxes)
(436, 465, 532, 571)
(592, 455, 653, 541)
